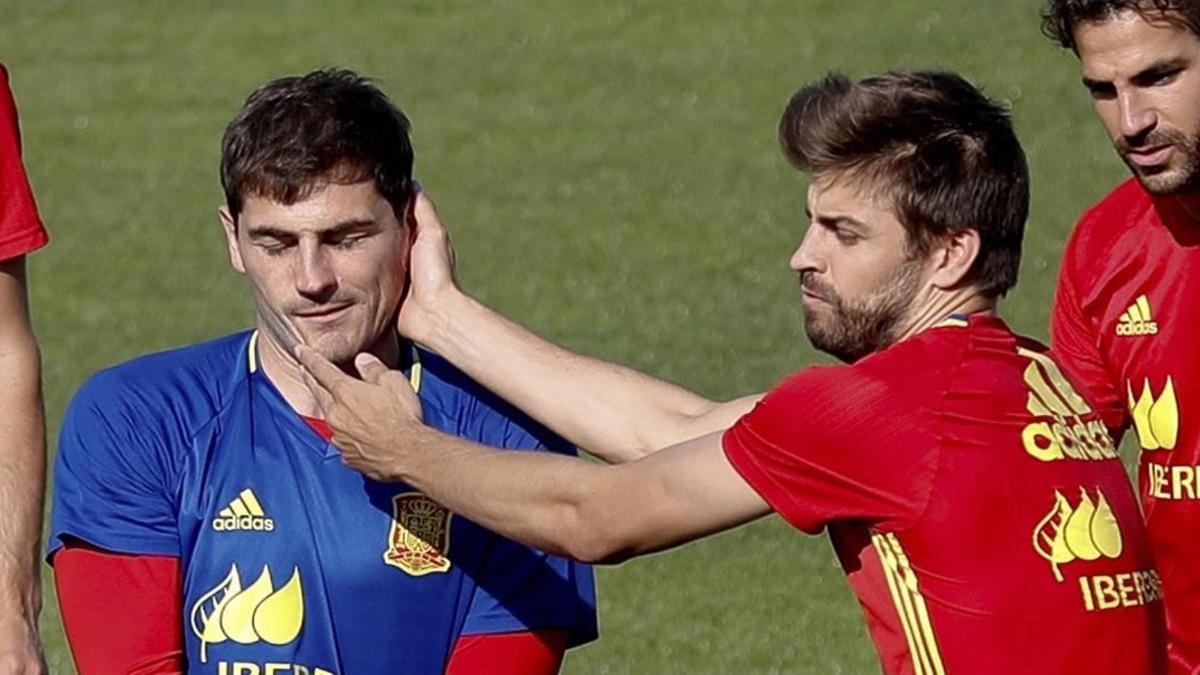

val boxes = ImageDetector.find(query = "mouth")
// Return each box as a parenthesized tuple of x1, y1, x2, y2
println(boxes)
(801, 287, 830, 309)
(292, 303, 354, 323)
(1125, 144, 1174, 168)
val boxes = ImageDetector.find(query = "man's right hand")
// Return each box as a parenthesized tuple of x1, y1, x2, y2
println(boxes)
(398, 190, 463, 346)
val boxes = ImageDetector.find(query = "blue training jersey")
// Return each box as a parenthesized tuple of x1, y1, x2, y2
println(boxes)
(49, 331, 597, 674)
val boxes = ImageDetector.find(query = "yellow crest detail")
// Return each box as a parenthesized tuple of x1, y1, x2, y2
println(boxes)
(1127, 377, 1179, 451)
(384, 492, 453, 576)
(1032, 488, 1123, 582)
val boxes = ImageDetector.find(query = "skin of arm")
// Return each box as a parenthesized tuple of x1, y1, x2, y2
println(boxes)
(0, 257, 45, 672)
(396, 193, 761, 463)
(297, 348, 771, 563)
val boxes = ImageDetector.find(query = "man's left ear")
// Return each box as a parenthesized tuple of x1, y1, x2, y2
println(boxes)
(928, 229, 981, 290)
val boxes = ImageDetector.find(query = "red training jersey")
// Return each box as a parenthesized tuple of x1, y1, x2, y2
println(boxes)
(1052, 177, 1200, 673)
(0, 63, 48, 261)
(724, 315, 1164, 675)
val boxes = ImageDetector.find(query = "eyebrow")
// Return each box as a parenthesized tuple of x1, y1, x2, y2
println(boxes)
(1082, 57, 1189, 88)
(806, 208, 869, 231)
(246, 218, 380, 240)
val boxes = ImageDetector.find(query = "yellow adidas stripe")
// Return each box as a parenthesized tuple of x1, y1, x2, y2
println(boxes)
(240, 489, 265, 516)
(229, 499, 250, 517)
(1136, 295, 1152, 321)
(872, 532, 945, 675)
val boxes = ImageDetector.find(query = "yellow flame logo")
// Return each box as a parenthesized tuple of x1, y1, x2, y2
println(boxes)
(1032, 488, 1123, 582)
(1127, 377, 1179, 451)
(189, 564, 304, 663)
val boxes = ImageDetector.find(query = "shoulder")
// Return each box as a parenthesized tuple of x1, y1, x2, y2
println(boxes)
(774, 321, 983, 422)
(415, 347, 570, 452)
(66, 331, 253, 436)
(1065, 178, 1152, 264)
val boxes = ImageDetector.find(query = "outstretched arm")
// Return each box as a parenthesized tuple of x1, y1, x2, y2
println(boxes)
(298, 349, 771, 562)
(398, 193, 760, 463)
(0, 258, 44, 673)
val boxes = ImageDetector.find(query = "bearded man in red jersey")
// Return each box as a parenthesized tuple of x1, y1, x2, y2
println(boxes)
(1043, 2, 1200, 671)
(297, 70, 1167, 674)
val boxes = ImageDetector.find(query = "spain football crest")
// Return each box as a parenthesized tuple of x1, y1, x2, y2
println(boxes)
(383, 492, 453, 575)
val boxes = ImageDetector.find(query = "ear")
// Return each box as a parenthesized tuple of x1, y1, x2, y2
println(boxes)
(927, 228, 981, 290)
(219, 205, 247, 275)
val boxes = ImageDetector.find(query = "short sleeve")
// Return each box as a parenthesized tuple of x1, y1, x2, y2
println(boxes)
(722, 366, 937, 535)
(1050, 231, 1126, 433)
(0, 64, 48, 261)
(48, 372, 182, 561)
(456, 395, 598, 647)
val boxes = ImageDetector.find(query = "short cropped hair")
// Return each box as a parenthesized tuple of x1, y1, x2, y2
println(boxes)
(220, 68, 414, 222)
(778, 70, 1029, 298)
(1042, 0, 1200, 50)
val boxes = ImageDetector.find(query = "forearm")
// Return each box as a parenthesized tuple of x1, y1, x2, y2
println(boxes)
(415, 291, 754, 462)
(398, 423, 620, 562)
(388, 425, 766, 565)
(0, 313, 43, 625)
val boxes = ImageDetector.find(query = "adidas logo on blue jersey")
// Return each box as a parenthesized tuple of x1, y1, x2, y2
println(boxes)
(212, 488, 275, 532)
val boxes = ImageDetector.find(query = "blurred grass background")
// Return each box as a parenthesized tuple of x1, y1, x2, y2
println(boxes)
(0, 1, 1130, 672)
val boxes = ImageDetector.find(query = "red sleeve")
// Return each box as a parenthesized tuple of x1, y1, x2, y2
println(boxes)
(0, 64, 48, 262)
(1050, 228, 1127, 433)
(722, 366, 937, 535)
(53, 542, 185, 675)
(445, 629, 567, 675)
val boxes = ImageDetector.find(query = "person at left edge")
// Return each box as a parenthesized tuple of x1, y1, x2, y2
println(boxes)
(46, 69, 596, 675)
(0, 63, 51, 674)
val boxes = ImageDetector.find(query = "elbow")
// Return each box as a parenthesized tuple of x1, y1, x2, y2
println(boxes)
(557, 502, 636, 565)
(561, 531, 633, 566)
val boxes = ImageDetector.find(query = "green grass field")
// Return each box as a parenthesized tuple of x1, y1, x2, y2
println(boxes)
(0, 1, 1134, 672)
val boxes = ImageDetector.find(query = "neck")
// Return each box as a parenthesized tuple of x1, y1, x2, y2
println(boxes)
(256, 327, 402, 417)
(894, 289, 995, 343)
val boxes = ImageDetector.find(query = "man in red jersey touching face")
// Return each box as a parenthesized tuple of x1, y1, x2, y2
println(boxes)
(1043, 2, 1200, 670)
(299, 70, 1167, 674)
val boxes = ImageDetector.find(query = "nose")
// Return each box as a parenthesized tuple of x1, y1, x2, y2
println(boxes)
(296, 243, 337, 300)
(789, 225, 823, 274)
(1118, 89, 1156, 141)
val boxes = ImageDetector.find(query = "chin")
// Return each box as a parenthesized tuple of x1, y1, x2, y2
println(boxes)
(306, 334, 367, 367)
(1129, 155, 1200, 195)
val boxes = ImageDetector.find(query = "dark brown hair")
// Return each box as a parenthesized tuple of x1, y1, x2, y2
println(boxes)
(779, 70, 1029, 298)
(1042, 0, 1200, 50)
(220, 68, 414, 222)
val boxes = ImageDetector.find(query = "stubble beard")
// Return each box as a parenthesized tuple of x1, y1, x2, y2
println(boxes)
(801, 260, 924, 363)
(1120, 127, 1200, 195)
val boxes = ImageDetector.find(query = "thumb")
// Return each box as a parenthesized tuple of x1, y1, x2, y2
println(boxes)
(413, 191, 444, 237)
(354, 352, 390, 384)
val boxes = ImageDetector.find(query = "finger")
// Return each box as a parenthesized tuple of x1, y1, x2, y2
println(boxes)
(404, 181, 422, 236)
(295, 345, 352, 393)
(354, 352, 390, 384)
(251, 284, 306, 353)
(299, 366, 335, 415)
(413, 191, 444, 237)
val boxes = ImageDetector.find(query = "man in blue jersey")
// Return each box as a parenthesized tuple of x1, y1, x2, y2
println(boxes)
(47, 69, 596, 675)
